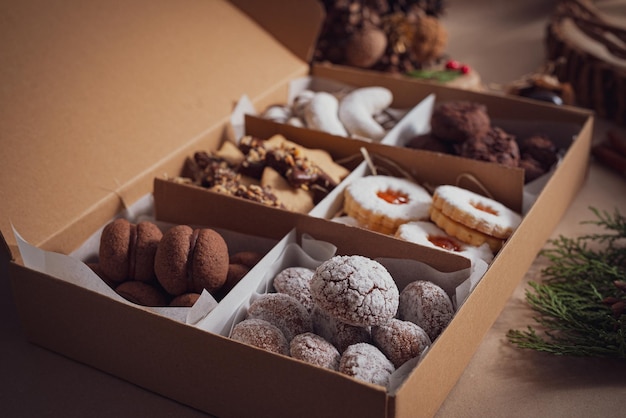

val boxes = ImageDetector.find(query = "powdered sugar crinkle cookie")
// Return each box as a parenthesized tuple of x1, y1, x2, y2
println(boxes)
(310, 255, 399, 327)
(398, 280, 454, 341)
(339, 343, 395, 387)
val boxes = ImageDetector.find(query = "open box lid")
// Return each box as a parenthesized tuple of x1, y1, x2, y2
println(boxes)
(0, 0, 323, 260)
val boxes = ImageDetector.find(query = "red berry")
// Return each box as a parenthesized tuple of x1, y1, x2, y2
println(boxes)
(445, 60, 460, 70)
(460, 64, 471, 74)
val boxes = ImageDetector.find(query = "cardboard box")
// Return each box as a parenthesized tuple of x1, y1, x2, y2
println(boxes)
(1, 1, 594, 417)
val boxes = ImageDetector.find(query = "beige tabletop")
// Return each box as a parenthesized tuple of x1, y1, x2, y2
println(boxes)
(2, 1, 626, 417)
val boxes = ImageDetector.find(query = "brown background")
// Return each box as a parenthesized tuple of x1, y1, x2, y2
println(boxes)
(2, 0, 626, 417)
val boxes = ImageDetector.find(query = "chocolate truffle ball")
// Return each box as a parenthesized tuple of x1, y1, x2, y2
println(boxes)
(430, 101, 491, 143)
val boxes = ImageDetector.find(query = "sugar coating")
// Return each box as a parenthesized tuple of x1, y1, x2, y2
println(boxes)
(339, 343, 395, 387)
(310, 255, 399, 327)
(395, 221, 494, 265)
(231, 318, 289, 355)
(289, 332, 341, 370)
(371, 318, 431, 368)
(312, 306, 371, 353)
(272, 267, 315, 312)
(398, 280, 454, 341)
(246, 293, 312, 342)
(345, 175, 432, 222)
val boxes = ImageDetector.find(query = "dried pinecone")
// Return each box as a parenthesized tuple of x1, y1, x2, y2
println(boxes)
(314, 0, 448, 72)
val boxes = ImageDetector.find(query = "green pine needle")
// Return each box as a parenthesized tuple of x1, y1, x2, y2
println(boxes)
(506, 207, 626, 358)
(406, 69, 461, 83)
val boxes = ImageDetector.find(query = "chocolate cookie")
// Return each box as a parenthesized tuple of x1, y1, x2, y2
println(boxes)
(99, 219, 163, 283)
(154, 225, 229, 296)
(460, 126, 520, 168)
(229, 251, 263, 268)
(169, 292, 201, 307)
(115, 280, 168, 307)
(430, 101, 491, 143)
(213, 263, 250, 300)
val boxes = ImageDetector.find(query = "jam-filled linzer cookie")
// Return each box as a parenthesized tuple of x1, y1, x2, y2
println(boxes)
(395, 221, 494, 265)
(429, 185, 522, 252)
(344, 175, 432, 235)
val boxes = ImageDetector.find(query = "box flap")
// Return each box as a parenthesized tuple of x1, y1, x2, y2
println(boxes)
(0, 0, 312, 255)
(230, 0, 324, 63)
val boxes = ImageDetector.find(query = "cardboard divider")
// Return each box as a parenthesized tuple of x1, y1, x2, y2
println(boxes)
(312, 64, 595, 124)
(153, 178, 305, 241)
(244, 113, 526, 212)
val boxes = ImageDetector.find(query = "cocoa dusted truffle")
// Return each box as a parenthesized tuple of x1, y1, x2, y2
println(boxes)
(430, 101, 491, 143)
(405, 133, 455, 154)
(520, 134, 558, 170)
(460, 126, 520, 168)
